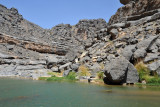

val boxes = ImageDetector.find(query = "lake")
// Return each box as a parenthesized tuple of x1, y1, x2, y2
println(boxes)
(0, 78, 160, 107)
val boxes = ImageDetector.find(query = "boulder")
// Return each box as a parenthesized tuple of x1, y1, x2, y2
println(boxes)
(81, 56, 91, 62)
(70, 64, 79, 72)
(148, 60, 160, 71)
(148, 60, 160, 76)
(149, 43, 159, 53)
(126, 63, 139, 83)
(65, 50, 77, 62)
(59, 62, 72, 71)
(46, 55, 59, 68)
(144, 53, 159, 63)
(97, 57, 103, 62)
(109, 28, 118, 40)
(121, 45, 136, 61)
(63, 70, 71, 77)
(155, 67, 160, 76)
(156, 39, 160, 47)
(104, 56, 139, 84)
(134, 48, 147, 59)
(46, 55, 59, 64)
(89, 63, 101, 76)
(51, 67, 59, 72)
(136, 36, 158, 50)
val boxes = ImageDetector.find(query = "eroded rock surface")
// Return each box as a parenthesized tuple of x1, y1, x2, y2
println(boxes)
(109, 0, 160, 25)
(104, 56, 139, 84)
(0, 0, 160, 84)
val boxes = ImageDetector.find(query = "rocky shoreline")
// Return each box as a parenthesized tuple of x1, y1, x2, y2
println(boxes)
(0, 0, 160, 85)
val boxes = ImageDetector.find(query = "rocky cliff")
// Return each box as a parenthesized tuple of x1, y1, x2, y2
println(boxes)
(109, 0, 160, 25)
(0, 0, 160, 84)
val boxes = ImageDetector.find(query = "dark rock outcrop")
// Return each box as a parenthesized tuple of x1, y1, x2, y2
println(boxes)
(104, 56, 139, 84)
(109, 0, 160, 25)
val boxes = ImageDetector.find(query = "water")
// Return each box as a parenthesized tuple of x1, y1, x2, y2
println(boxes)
(0, 78, 160, 107)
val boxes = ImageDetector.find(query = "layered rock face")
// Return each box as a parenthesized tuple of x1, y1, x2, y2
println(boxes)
(0, 0, 160, 84)
(0, 4, 107, 79)
(102, 0, 160, 84)
(109, 0, 160, 25)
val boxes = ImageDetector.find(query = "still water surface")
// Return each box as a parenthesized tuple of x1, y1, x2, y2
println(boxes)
(0, 78, 160, 107)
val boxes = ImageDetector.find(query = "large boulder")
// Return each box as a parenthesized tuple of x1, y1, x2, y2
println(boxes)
(126, 63, 139, 83)
(109, 28, 118, 40)
(70, 64, 79, 72)
(144, 53, 159, 63)
(148, 60, 160, 76)
(104, 56, 139, 84)
(136, 36, 159, 50)
(121, 45, 136, 61)
(134, 48, 147, 59)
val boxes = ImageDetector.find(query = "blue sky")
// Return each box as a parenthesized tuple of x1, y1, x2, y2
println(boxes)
(0, 0, 122, 29)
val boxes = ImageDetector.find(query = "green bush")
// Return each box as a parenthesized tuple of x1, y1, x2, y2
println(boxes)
(147, 77, 160, 84)
(46, 76, 65, 81)
(39, 77, 48, 80)
(135, 62, 150, 81)
(66, 72, 76, 80)
(97, 71, 104, 79)
(141, 75, 160, 85)
(39, 72, 77, 82)
(135, 62, 160, 85)
(158, 78, 160, 83)
(147, 77, 157, 83)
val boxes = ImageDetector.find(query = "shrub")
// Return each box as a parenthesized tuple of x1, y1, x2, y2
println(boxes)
(97, 71, 104, 79)
(46, 76, 65, 81)
(135, 62, 150, 81)
(147, 77, 158, 84)
(135, 62, 160, 85)
(78, 65, 91, 76)
(66, 72, 76, 80)
(39, 72, 77, 82)
(39, 77, 48, 80)
(141, 75, 160, 85)
(158, 78, 160, 83)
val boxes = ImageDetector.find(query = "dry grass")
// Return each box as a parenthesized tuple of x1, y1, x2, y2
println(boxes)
(97, 71, 104, 79)
(48, 72, 63, 77)
(104, 41, 114, 49)
(135, 62, 150, 81)
(78, 65, 91, 76)
(99, 63, 105, 70)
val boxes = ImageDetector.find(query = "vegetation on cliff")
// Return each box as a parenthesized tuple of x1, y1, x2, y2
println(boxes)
(135, 62, 160, 86)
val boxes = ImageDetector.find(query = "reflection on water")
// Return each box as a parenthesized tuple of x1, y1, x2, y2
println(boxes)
(0, 78, 160, 107)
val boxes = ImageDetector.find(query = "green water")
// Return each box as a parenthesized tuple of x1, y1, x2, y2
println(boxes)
(0, 78, 160, 107)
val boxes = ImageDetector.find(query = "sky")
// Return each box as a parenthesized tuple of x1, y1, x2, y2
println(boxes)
(0, 0, 122, 29)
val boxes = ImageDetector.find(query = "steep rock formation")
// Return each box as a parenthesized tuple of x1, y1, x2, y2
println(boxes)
(109, 0, 160, 25)
(0, 4, 108, 79)
(0, 0, 160, 85)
